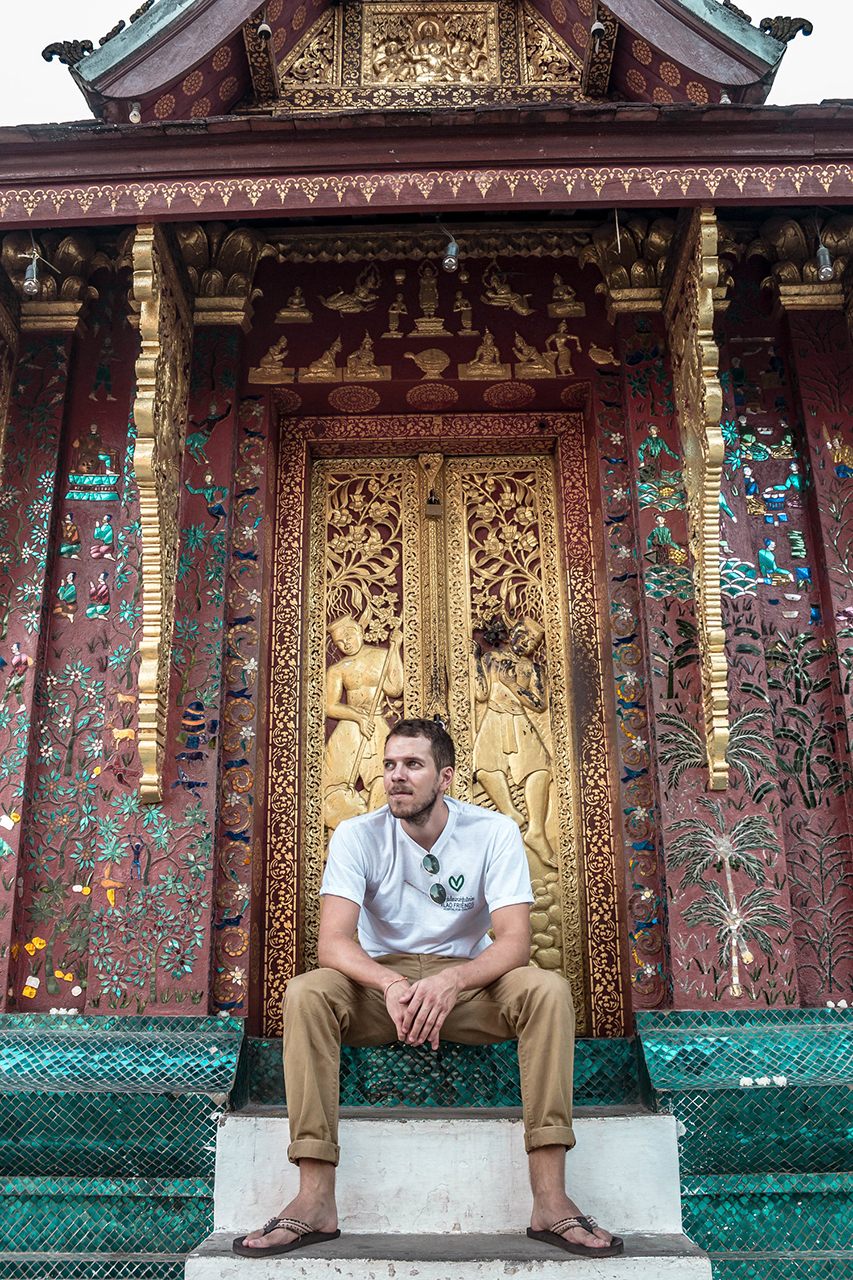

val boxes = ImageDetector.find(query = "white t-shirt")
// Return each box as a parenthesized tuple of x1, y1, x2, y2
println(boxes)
(320, 797, 534, 958)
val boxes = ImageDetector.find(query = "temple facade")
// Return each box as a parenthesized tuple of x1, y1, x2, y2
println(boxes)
(0, 1, 850, 1277)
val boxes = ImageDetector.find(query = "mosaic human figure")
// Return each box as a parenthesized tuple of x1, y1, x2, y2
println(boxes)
(91, 512, 115, 560)
(322, 618, 403, 830)
(86, 571, 111, 619)
(3, 642, 32, 709)
(59, 512, 81, 559)
(53, 571, 77, 621)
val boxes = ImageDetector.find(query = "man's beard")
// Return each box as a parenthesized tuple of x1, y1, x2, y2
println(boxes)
(388, 784, 442, 826)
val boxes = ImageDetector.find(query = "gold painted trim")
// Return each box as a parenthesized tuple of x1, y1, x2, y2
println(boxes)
(0, 278, 18, 476)
(663, 207, 729, 790)
(776, 282, 844, 312)
(193, 297, 255, 331)
(20, 301, 84, 332)
(129, 224, 193, 803)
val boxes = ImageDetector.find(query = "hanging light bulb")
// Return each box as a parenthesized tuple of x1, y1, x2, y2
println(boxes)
(442, 238, 459, 273)
(816, 241, 833, 282)
(22, 255, 39, 298)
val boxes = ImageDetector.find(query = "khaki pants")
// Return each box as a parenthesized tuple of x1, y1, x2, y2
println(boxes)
(282, 954, 576, 1166)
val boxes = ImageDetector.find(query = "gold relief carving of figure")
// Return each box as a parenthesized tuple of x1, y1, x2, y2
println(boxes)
(512, 332, 555, 379)
(481, 263, 534, 316)
(545, 321, 582, 375)
(299, 336, 343, 382)
(320, 265, 381, 314)
(383, 292, 408, 338)
(367, 13, 492, 87)
(345, 333, 389, 381)
(547, 273, 585, 318)
(472, 616, 556, 869)
(459, 328, 510, 380)
(453, 289, 478, 335)
(323, 618, 404, 829)
(249, 336, 295, 384)
(275, 287, 313, 324)
(411, 262, 451, 337)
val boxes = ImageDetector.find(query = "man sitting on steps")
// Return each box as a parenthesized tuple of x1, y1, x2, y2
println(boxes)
(233, 717, 623, 1259)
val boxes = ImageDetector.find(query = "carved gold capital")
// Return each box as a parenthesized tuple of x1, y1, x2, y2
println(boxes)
(0, 267, 19, 476)
(129, 224, 193, 803)
(663, 207, 729, 790)
(747, 214, 853, 312)
(174, 222, 268, 330)
(579, 216, 675, 322)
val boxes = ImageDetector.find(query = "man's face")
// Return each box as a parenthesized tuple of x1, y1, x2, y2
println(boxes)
(383, 734, 452, 822)
(330, 621, 362, 656)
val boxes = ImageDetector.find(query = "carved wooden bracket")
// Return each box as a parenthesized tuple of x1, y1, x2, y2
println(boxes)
(129, 225, 193, 803)
(579, 215, 675, 320)
(747, 214, 853, 312)
(0, 268, 19, 477)
(174, 222, 269, 331)
(663, 207, 729, 791)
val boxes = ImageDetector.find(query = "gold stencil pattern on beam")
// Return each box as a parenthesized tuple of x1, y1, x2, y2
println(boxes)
(129, 225, 192, 803)
(663, 207, 729, 790)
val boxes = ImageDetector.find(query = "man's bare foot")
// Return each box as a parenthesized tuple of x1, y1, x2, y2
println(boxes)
(530, 1192, 616, 1250)
(240, 1192, 338, 1251)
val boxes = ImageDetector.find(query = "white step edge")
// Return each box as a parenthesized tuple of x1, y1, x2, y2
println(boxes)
(188, 1230, 712, 1280)
(215, 1112, 683, 1235)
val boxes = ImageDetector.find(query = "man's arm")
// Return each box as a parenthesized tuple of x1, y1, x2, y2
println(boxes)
(317, 894, 412, 1037)
(399, 903, 530, 1050)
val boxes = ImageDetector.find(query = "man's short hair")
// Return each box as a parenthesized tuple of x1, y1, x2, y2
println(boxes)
(386, 717, 455, 771)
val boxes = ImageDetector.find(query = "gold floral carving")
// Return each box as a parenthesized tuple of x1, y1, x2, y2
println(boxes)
(265, 413, 627, 1037)
(0, 268, 19, 475)
(279, 9, 340, 86)
(520, 0, 581, 86)
(129, 224, 193, 803)
(244, 10, 282, 106)
(663, 207, 729, 791)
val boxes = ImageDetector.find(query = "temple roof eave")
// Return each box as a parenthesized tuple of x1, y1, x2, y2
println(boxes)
(74, 0, 257, 99)
(0, 101, 851, 231)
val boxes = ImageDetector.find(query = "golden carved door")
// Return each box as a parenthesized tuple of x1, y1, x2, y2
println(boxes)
(299, 450, 588, 1019)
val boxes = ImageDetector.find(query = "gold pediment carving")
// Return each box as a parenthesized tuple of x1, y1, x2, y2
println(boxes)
(275, 0, 583, 111)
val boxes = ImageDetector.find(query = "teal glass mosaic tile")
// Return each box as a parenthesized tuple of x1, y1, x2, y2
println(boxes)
(247, 1036, 640, 1107)
(0, 1092, 219, 1178)
(0, 1178, 212, 1253)
(682, 1174, 853, 1252)
(0, 1255, 185, 1280)
(710, 1254, 853, 1280)
(0, 1015, 243, 1095)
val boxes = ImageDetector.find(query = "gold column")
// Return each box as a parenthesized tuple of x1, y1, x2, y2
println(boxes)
(663, 207, 729, 789)
(129, 225, 193, 803)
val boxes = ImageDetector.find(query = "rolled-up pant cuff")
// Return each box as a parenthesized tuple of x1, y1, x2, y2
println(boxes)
(287, 1139, 340, 1167)
(525, 1125, 576, 1154)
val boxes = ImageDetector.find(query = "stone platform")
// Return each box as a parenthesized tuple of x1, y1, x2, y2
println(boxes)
(186, 1107, 711, 1278)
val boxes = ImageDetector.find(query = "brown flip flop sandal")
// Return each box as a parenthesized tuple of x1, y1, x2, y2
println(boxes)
(527, 1214, 624, 1257)
(232, 1215, 341, 1257)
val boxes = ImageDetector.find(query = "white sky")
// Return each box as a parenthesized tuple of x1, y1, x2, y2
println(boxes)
(0, 0, 848, 126)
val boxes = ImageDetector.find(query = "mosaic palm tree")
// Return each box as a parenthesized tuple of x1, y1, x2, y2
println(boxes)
(669, 798, 787, 996)
(656, 708, 775, 796)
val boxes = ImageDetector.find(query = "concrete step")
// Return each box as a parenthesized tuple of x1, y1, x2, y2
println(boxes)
(188, 1230, 712, 1278)
(214, 1109, 684, 1237)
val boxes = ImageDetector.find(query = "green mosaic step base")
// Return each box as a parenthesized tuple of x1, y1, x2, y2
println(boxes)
(709, 1253, 853, 1280)
(0, 1015, 242, 1095)
(683, 1174, 853, 1252)
(246, 1036, 639, 1107)
(0, 1092, 219, 1179)
(636, 1009, 853, 1175)
(0, 1254, 185, 1280)
(0, 1178, 212, 1253)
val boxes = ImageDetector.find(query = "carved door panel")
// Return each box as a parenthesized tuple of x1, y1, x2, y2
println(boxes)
(301, 452, 587, 1019)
